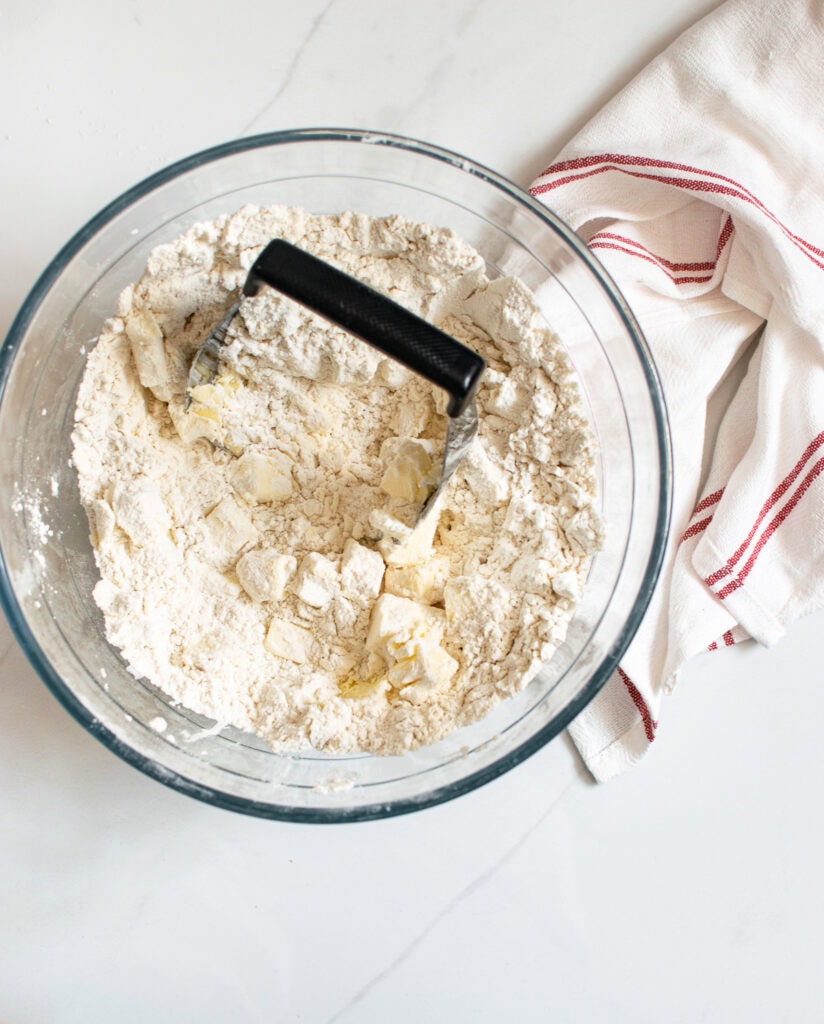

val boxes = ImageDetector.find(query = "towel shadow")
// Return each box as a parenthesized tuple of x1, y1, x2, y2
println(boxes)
(510, 0, 726, 189)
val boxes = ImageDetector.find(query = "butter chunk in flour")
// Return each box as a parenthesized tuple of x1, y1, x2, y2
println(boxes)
(71, 206, 602, 755)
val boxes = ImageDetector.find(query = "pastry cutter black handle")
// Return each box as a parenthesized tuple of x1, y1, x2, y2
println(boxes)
(244, 238, 485, 417)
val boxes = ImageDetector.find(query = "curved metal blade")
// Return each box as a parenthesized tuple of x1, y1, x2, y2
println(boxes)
(185, 300, 241, 405)
(417, 400, 478, 523)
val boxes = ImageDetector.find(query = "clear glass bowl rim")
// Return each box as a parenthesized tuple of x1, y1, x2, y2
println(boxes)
(0, 128, 672, 821)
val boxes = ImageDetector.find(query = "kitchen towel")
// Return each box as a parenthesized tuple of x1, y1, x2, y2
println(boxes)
(529, 0, 824, 781)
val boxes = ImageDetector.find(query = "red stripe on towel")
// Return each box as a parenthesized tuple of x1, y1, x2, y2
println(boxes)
(679, 489, 725, 543)
(531, 155, 824, 270)
(693, 487, 725, 515)
(588, 241, 715, 283)
(681, 514, 714, 542)
(715, 454, 824, 599)
(588, 216, 734, 275)
(708, 630, 735, 651)
(618, 666, 657, 743)
(705, 432, 824, 588)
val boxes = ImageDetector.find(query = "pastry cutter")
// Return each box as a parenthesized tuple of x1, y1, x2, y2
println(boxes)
(187, 238, 485, 521)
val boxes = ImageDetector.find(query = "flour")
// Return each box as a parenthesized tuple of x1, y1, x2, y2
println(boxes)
(71, 205, 602, 755)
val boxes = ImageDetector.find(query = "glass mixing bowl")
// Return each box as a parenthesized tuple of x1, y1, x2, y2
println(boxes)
(0, 129, 671, 821)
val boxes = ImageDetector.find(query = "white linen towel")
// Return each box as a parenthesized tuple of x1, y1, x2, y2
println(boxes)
(529, 0, 824, 781)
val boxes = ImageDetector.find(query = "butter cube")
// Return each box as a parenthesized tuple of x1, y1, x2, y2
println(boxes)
(370, 506, 439, 567)
(229, 449, 293, 504)
(236, 549, 296, 603)
(379, 438, 437, 503)
(172, 373, 243, 447)
(168, 398, 217, 446)
(292, 552, 338, 609)
(125, 307, 170, 401)
(367, 593, 456, 700)
(384, 555, 449, 605)
(340, 539, 384, 603)
(188, 371, 242, 409)
(388, 640, 459, 696)
(366, 593, 444, 659)
(264, 618, 312, 663)
(204, 495, 257, 559)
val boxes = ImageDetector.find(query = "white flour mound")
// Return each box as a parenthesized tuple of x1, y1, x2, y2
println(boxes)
(71, 205, 602, 754)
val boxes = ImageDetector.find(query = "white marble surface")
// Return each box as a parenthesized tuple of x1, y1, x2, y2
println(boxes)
(2, 2, 823, 1021)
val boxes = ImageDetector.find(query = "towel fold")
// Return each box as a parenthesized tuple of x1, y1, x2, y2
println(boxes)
(529, 0, 824, 781)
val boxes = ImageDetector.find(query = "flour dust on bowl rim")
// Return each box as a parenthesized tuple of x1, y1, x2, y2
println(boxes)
(0, 128, 671, 821)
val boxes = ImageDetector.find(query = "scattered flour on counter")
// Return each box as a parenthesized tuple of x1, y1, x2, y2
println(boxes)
(71, 205, 602, 755)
